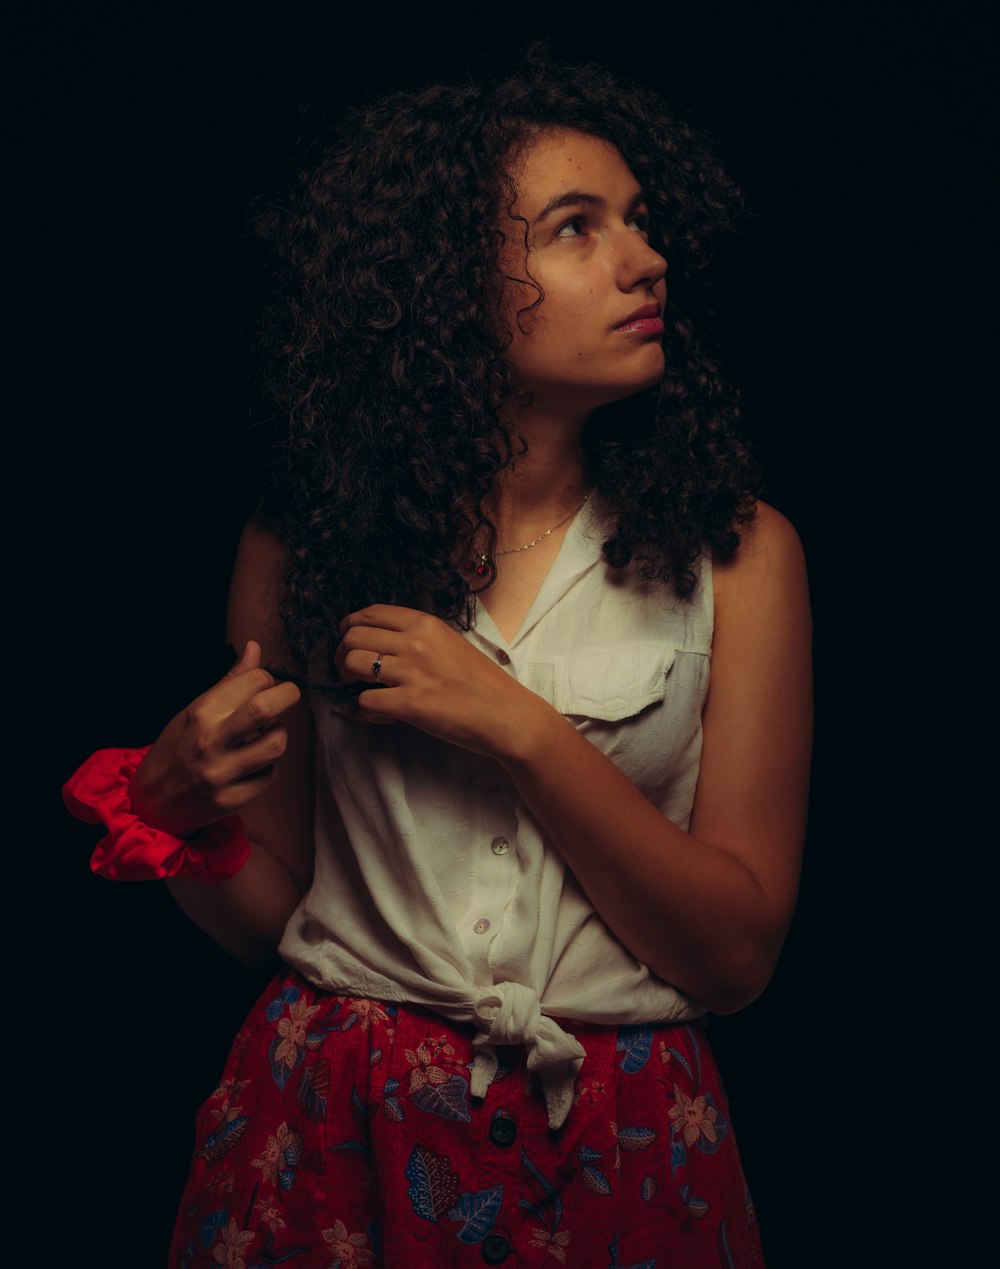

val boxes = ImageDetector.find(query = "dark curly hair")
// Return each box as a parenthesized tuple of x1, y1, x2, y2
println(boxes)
(257, 50, 757, 674)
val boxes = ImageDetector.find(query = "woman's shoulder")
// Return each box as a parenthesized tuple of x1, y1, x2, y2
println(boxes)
(710, 501, 810, 652)
(713, 501, 807, 602)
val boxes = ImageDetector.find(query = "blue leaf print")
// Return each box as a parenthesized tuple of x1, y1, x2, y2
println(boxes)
(640, 1175, 656, 1202)
(670, 1132, 686, 1176)
(580, 1166, 613, 1196)
(266, 985, 302, 1020)
(666, 1047, 692, 1079)
(688, 1194, 710, 1219)
(298, 1061, 329, 1121)
(521, 1148, 563, 1228)
(198, 1209, 228, 1250)
(198, 1115, 250, 1164)
(618, 1126, 658, 1152)
(383, 1097, 405, 1123)
(384, 1078, 401, 1095)
(265, 1035, 300, 1086)
(447, 1184, 504, 1244)
(405, 1144, 461, 1223)
(616, 1025, 653, 1073)
(277, 1167, 296, 1191)
(577, 1145, 604, 1164)
(411, 1074, 472, 1123)
(352, 1087, 370, 1120)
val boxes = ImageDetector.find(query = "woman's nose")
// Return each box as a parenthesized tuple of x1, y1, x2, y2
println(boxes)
(619, 232, 667, 291)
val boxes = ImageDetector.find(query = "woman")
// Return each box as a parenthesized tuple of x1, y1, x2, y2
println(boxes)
(65, 55, 810, 1267)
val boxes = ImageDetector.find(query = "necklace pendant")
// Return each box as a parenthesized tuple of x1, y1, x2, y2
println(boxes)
(464, 552, 490, 577)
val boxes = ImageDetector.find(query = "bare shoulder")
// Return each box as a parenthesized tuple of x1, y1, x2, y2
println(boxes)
(227, 518, 291, 659)
(713, 501, 810, 628)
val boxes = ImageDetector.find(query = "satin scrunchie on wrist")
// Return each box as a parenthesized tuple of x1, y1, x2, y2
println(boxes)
(62, 746, 251, 883)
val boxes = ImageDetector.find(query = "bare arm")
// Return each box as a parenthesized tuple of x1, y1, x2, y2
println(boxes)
(132, 521, 316, 967)
(337, 502, 812, 1013)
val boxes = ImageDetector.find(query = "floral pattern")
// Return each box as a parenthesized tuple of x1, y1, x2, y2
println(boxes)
(210, 1219, 255, 1269)
(322, 1219, 377, 1267)
(171, 970, 764, 1267)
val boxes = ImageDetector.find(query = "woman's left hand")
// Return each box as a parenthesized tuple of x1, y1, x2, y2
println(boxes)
(336, 605, 541, 758)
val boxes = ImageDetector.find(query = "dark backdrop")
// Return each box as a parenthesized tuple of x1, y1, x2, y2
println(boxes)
(16, 1, 989, 1263)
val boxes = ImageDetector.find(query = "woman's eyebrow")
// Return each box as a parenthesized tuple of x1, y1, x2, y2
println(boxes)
(533, 188, 648, 226)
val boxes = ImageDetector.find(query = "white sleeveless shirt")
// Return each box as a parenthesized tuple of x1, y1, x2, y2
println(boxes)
(280, 500, 711, 1127)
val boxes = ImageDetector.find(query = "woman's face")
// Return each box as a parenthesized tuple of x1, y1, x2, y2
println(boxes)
(500, 128, 668, 414)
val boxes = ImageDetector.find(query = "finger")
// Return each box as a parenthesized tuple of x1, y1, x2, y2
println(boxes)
(338, 649, 398, 687)
(220, 681, 302, 745)
(356, 687, 399, 725)
(339, 605, 420, 635)
(224, 639, 262, 678)
(208, 725, 292, 789)
(214, 764, 278, 810)
(191, 664, 279, 726)
(334, 628, 401, 680)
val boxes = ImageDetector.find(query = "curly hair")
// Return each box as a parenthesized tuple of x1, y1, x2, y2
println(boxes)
(256, 50, 758, 674)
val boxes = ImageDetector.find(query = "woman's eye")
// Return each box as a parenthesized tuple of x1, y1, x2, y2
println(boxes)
(554, 217, 585, 239)
(628, 212, 650, 235)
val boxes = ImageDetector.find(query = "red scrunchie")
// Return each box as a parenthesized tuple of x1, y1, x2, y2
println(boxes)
(62, 746, 251, 882)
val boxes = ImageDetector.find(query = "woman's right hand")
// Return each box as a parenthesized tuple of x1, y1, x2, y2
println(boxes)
(129, 640, 302, 838)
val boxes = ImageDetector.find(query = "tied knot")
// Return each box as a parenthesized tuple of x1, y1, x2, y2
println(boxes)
(473, 981, 542, 1046)
(470, 982, 586, 1130)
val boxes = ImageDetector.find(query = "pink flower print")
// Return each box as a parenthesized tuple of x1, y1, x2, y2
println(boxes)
(573, 1078, 608, 1107)
(252, 1122, 304, 1187)
(322, 1220, 376, 1267)
(347, 998, 393, 1033)
(529, 1228, 571, 1262)
(405, 1035, 461, 1094)
(273, 998, 323, 1069)
(669, 1085, 720, 1147)
(254, 1197, 286, 1233)
(211, 1219, 255, 1269)
(209, 1077, 250, 1127)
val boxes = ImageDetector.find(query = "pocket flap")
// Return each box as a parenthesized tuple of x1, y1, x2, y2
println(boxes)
(551, 643, 677, 722)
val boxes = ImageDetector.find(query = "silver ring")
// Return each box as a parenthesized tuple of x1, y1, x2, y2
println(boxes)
(372, 655, 383, 683)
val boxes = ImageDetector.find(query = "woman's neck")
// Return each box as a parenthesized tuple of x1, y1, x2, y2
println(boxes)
(491, 405, 590, 541)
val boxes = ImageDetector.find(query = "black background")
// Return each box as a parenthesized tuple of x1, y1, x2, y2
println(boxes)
(14, 1, 990, 1263)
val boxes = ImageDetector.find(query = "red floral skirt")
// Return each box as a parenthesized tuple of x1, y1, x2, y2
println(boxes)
(171, 966, 763, 1268)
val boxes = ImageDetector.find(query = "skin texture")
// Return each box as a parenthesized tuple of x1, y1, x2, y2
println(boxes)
(134, 129, 812, 1004)
(500, 129, 669, 416)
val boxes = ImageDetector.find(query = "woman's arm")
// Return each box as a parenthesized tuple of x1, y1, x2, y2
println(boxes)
(132, 521, 316, 967)
(338, 502, 811, 1012)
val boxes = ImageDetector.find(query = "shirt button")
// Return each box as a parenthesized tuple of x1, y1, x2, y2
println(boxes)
(490, 836, 510, 856)
(489, 1113, 517, 1147)
(472, 918, 491, 935)
(495, 649, 510, 666)
(482, 1235, 510, 1264)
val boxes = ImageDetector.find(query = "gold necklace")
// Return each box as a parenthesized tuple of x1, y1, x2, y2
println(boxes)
(464, 494, 590, 579)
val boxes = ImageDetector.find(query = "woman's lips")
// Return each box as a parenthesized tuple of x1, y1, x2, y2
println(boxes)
(614, 315, 665, 335)
(613, 304, 664, 335)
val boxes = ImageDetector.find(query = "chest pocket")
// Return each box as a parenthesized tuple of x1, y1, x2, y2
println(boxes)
(548, 643, 676, 722)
